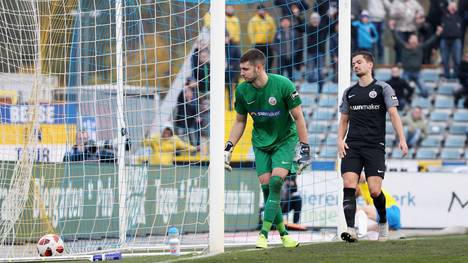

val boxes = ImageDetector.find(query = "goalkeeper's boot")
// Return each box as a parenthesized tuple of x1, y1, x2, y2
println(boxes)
(341, 227, 358, 243)
(281, 235, 299, 248)
(378, 222, 389, 241)
(255, 233, 268, 249)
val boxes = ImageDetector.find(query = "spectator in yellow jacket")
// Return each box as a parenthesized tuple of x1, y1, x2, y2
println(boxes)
(247, 4, 277, 70)
(203, 6, 241, 45)
(143, 126, 198, 166)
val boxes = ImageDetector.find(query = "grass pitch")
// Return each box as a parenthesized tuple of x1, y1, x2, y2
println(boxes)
(188, 235, 468, 263)
(74, 235, 468, 263)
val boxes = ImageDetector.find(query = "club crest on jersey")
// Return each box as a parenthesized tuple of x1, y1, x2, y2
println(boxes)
(268, 96, 277, 105)
(369, 90, 377, 98)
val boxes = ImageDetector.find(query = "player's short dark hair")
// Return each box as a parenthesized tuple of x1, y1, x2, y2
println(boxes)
(240, 48, 266, 65)
(352, 51, 375, 64)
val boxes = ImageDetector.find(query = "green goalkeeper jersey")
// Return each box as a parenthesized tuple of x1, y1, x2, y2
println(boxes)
(235, 74, 302, 151)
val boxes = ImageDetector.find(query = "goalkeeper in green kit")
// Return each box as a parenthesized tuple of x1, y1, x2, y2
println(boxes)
(224, 49, 311, 249)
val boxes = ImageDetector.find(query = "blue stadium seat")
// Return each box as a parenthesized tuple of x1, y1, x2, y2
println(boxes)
(434, 96, 455, 109)
(453, 110, 468, 122)
(375, 68, 391, 80)
(386, 122, 395, 134)
(313, 109, 335, 121)
(308, 133, 323, 147)
(440, 148, 462, 160)
(300, 82, 319, 94)
(411, 97, 431, 109)
(428, 122, 447, 135)
(309, 121, 328, 134)
(415, 147, 439, 159)
(319, 147, 337, 159)
(437, 83, 457, 95)
(329, 123, 338, 132)
(318, 95, 337, 108)
(322, 82, 338, 94)
(420, 69, 440, 82)
(430, 110, 451, 122)
(301, 96, 316, 108)
(444, 135, 466, 148)
(391, 148, 414, 159)
(385, 134, 395, 146)
(449, 122, 468, 135)
(420, 135, 443, 147)
(324, 134, 338, 146)
(457, 99, 465, 108)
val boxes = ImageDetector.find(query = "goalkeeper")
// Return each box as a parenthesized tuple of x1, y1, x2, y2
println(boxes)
(224, 48, 311, 249)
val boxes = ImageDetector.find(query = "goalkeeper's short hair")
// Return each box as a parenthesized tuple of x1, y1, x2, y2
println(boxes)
(240, 48, 266, 66)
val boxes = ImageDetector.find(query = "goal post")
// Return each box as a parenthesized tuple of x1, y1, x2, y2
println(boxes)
(0, 0, 348, 260)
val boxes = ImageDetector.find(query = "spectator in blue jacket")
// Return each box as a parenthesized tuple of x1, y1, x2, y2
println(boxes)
(352, 10, 378, 53)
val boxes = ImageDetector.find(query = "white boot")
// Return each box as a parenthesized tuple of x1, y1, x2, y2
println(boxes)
(378, 222, 389, 241)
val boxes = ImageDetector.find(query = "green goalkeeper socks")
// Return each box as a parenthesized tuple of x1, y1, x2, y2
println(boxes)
(261, 184, 288, 237)
(260, 176, 286, 238)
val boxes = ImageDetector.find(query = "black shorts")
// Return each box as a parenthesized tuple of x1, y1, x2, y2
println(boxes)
(341, 144, 386, 178)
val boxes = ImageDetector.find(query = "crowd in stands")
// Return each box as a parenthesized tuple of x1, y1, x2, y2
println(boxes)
(162, 0, 468, 164)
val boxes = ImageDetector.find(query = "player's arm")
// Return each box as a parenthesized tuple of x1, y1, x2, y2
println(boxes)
(388, 107, 408, 156)
(383, 83, 408, 156)
(337, 113, 350, 158)
(228, 113, 247, 146)
(290, 106, 308, 144)
(225, 113, 247, 171)
(338, 90, 350, 158)
(290, 105, 311, 173)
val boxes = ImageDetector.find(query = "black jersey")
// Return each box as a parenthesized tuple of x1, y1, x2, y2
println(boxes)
(339, 79, 399, 147)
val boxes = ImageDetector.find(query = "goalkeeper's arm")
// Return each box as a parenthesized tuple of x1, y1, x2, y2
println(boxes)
(225, 113, 247, 171)
(290, 106, 311, 173)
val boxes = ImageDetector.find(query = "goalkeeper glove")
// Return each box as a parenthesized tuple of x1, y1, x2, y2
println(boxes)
(296, 142, 312, 174)
(224, 141, 234, 172)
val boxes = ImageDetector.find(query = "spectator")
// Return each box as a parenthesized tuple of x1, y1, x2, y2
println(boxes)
(351, 0, 363, 21)
(458, 0, 468, 48)
(389, 20, 443, 97)
(386, 65, 414, 110)
(415, 12, 435, 64)
(226, 32, 241, 109)
(143, 126, 198, 166)
(329, 21, 339, 83)
(193, 48, 210, 94)
(352, 10, 378, 54)
(440, 2, 463, 79)
(273, 0, 309, 16)
(454, 52, 468, 108)
(355, 174, 402, 239)
(99, 140, 116, 163)
(174, 80, 201, 146)
(290, 4, 306, 79)
(402, 107, 428, 148)
(427, 0, 450, 33)
(275, 17, 295, 79)
(63, 130, 89, 162)
(225, 5, 241, 46)
(306, 12, 328, 88)
(83, 140, 99, 161)
(247, 4, 277, 71)
(366, 0, 386, 63)
(384, 0, 424, 64)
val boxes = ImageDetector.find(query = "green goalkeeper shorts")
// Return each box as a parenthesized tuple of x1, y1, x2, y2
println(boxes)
(253, 136, 297, 176)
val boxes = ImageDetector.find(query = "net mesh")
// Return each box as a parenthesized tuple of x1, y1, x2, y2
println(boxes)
(0, 0, 341, 259)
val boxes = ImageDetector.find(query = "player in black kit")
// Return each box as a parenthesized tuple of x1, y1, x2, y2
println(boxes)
(338, 51, 408, 242)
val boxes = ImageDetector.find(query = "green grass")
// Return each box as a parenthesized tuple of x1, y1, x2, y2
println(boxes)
(74, 235, 468, 263)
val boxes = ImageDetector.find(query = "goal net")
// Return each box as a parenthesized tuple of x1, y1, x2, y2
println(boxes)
(0, 0, 343, 260)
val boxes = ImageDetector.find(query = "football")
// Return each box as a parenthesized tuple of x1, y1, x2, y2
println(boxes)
(37, 234, 64, 257)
